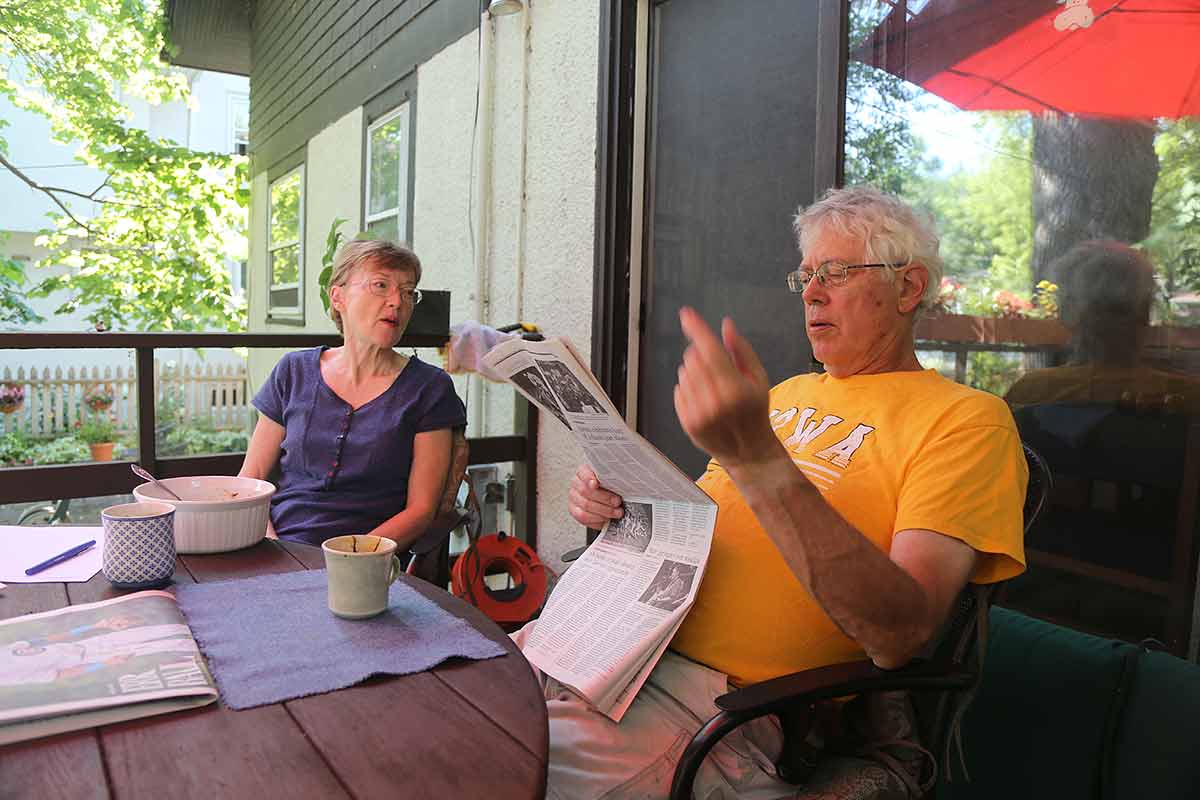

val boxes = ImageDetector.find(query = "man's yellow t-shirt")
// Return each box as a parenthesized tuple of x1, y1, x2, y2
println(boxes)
(670, 368, 1028, 687)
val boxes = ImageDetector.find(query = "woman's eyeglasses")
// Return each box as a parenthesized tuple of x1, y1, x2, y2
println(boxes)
(350, 277, 422, 305)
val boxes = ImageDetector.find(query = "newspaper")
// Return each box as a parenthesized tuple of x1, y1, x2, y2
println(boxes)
(482, 336, 716, 721)
(0, 590, 217, 745)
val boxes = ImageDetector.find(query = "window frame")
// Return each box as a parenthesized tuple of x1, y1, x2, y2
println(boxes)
(228, 92, 249, 157)
(267, 165, 305, 323)
(363, 102, 411, 244)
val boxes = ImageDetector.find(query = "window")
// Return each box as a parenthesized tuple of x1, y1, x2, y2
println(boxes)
(268, 168, 303, 319)
(845, 0, 1200, 658)
(364, 104, 410, 243)
(229, 94, 249, 156)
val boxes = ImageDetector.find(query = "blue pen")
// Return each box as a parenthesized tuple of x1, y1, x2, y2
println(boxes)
(24, 540, 97, 576)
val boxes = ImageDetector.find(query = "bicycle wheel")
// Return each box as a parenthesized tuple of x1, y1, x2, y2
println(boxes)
(18, 505, 58, 525)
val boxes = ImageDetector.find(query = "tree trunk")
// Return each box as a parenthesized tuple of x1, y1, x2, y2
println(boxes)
(1031, 113, 1159, 285)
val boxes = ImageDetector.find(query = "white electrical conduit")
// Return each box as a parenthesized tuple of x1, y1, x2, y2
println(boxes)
(472, 12, 497, 434)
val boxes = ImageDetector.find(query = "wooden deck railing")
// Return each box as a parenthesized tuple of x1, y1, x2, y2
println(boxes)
(0, 328, 538, 550)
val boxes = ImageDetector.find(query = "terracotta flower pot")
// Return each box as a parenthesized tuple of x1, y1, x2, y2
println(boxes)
(89, 442, 116, 462)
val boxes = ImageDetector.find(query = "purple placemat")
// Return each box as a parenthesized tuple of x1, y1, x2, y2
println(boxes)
(174, 570, 506, 710)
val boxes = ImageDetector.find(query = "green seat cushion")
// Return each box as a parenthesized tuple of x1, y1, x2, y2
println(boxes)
(939, 607, 1136, 800)
(1110, 650, 1200, 799)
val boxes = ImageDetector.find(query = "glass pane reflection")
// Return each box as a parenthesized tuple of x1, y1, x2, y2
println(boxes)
(848, 0, 1200, 657)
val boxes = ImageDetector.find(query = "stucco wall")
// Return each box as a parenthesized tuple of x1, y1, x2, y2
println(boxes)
(502, 0, 599, 566)
(413, 3, 599, 564)
(246, 1, 599, 565)
(247, 107, 363, 395)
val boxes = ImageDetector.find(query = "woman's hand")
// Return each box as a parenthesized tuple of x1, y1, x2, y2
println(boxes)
(568, 464, 624, 527)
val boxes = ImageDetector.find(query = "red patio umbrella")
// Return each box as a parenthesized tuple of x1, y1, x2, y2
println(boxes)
(854, 0, 1200, 118)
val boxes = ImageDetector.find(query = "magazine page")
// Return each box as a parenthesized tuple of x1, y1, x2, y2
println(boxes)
(521, 497, 717, 721)
(482, 337, 710, 505)
(0, 590, 217, 745)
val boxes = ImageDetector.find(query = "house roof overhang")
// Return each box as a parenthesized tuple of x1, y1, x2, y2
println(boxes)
(163, 0, 252, 76)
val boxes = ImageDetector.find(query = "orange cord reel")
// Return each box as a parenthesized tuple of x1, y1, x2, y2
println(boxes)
(451, 531, 552, 625)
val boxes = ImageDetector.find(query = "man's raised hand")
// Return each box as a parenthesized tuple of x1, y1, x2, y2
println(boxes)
(674, 307, 777, 469)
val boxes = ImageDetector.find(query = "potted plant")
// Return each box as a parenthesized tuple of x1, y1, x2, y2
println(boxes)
(0, 382, 24, 415)
(84, 383, 115, 413)
(78, 414, 117, 461)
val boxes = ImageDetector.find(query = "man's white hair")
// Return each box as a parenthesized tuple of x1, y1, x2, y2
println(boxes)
(792, 185, 944, 312)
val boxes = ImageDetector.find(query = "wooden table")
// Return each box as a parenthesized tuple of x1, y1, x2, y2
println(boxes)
(0, 539, 548, 800)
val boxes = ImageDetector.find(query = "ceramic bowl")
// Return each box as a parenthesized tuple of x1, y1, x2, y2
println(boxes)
(133, 476, 276, 554)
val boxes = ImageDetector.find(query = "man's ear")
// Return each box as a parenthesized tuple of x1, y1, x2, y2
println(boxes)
(329, 284, 345, 312)
(897, 264, 929, 315)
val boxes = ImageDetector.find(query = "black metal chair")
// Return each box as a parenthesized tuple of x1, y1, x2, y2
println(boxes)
(406, 427, 475, 587)
(668, 443, 1051, 800)
(1008, 402, 1200, 655)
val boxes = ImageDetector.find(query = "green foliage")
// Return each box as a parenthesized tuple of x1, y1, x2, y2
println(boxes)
(844, 2, 930, 195)
(916, 114, 1034, 293)
(0, 432, 33, 466)
(318, 218, 349, 318)
(158, 425, 248, 457)
(966, 351, 1024, 398)
(1145, 118, 1200, 305)
(30, 436, 89, 465)
(0, 236, 43, 328)
(0, 0, 247, 331)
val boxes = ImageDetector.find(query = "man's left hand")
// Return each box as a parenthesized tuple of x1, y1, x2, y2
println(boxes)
(674, 307, 778, 469)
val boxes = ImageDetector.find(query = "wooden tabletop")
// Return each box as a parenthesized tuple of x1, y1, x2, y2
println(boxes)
(0, 539, 548, 800)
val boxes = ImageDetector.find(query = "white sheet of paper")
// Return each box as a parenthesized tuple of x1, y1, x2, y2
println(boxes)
(0, 526, 105, 583)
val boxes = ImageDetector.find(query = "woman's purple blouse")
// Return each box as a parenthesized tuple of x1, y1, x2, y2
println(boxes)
(252, 347, 467, 547)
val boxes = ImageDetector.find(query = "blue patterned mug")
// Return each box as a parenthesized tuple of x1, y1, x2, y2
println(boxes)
(101, 502, 177, 589)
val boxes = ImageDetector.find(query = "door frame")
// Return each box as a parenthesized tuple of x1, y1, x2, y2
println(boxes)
(591, 0, 849, 425)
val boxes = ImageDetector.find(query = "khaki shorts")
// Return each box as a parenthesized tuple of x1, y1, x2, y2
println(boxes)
(513, 622, 931, 800)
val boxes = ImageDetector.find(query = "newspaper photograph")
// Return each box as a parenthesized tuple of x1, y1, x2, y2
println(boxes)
(482, 336, 716, 721)
(0, 590, 217, 745)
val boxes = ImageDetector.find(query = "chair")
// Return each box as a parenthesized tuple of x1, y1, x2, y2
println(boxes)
(406, 427, 475, 587)
(668, 444, 1051, 800)
(1008, 403, 1200, 655)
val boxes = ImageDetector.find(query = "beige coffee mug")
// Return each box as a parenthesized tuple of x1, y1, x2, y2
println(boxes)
(321, 535, 402, 619)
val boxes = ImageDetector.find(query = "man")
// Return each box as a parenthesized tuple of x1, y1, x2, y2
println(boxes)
(543, 186, 1027, 799)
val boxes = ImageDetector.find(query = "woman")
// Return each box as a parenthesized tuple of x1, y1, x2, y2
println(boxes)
(239, 239, 466, 548)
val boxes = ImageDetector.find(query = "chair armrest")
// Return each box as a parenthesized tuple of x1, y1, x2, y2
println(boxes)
(669, 659, 974, 800)
(408, 509, 469, 556)
(717, 658, 974, 714)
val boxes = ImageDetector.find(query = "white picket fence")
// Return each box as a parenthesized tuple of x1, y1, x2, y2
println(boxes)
(0, 362, 250, 438)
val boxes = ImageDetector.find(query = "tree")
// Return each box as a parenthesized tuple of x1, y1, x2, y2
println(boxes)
(919, 113, 1034, 295)
(0, 233, 42, 326)
(0, 0, 247, 331)
(1144, 118, 1200, 310)
(843, 1, 929, 195)
(1030, 115, 1158, 285)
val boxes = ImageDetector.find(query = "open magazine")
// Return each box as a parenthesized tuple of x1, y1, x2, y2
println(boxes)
(482, 336, 716, 721)
(0, 590, 217, 745)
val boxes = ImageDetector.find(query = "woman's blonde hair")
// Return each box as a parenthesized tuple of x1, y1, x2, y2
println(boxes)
(328, 239, 422, 333)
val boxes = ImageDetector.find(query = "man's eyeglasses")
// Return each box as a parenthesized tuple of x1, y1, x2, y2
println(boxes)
(785, 261, 908, 291)
(350, 277, 422, 305)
